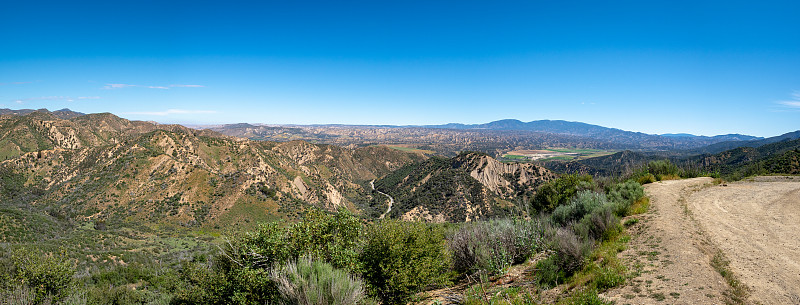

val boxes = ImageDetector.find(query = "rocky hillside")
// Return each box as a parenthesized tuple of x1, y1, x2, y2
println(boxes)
(689, 138, 800, 178)
(0, 110, 213, 160)
(543, 150, 659, 176)
(374, 152, 554, 222)
(0, 111, 425, 237)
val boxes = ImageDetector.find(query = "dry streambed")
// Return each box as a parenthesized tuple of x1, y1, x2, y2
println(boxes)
(606, 177, 800, 305)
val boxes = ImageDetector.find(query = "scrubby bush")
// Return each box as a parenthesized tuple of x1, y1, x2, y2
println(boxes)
(647, 160, 680, 178)
(448, 218, 547, 276)
(86, 285, 169, 305)
(176, 208, 364, 304)
(4, 248, 75, 304)
(174, 260, 245, 305)
(631, 160, 683, 183)
(217, 208, 363, 273)
(531, 174, 594, 214)
(562, 289, 613, 305)
(573, 205, 620, 241)
(535, 228, 593, 287)
(636, 173, 656, 184)
(534, 255, 567, 288)
(360, 220, 452, 305)
(551, 191, 610, 226)
(289, 209, 363, 272)
(550, 228, 593, 274)
(606, 180, 645, 215)
(270, 256, 372, 305)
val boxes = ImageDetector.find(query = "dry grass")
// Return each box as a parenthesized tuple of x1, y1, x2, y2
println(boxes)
(627, 197, 649, 215)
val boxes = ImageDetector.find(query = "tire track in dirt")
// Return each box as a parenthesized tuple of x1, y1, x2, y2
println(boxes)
(687, 176, 800, 305)
(604, 178, 730, 305)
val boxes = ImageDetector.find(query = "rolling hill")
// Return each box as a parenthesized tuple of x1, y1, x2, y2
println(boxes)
(690, 138, 800, 178)
(0, 111, 431, 244)
(684, 130, 800, 155)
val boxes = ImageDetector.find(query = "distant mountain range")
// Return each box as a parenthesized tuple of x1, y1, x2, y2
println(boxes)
(0, 108, 85, 119)
(208, 119, 774, 152)
(684, 130, 800, 155)
(426, 119, 761, 147)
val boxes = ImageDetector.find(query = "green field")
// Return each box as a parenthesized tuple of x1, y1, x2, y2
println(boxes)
(500, 148, 615, 162)
(381, 145, 435, 154)
(538, 155, 575, 161)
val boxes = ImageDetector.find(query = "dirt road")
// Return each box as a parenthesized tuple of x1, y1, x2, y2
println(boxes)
(606, 177, 800, 305)
(688, 176, 800, 304)
(370, 179, 394, 219)
(605, 178, 729, 304)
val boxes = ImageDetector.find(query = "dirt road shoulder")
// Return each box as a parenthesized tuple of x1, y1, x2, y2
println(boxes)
(604, 178, 731, 305)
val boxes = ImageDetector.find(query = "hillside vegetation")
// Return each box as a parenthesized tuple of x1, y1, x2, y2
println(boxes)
(2, 109, 796, 305)
(374, 152, 555, 222)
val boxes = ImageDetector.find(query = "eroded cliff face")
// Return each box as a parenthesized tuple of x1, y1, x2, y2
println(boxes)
(378, 152, 555, 222)
(454, 153, 555, 198)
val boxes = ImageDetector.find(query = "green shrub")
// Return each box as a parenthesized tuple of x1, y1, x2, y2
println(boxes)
(177, 209, 363, 305)
(646, 160, 680, 178)
(606, 180, 645, 216)
(84, 263, 178, 305)
(289, 209, 363, 272)
(360, 220, 452, 305)
(6, 248, 75, 304)
(573, 205, 620, 242)
(636, 173, 656, 184)
(532, 228, 587, 287)
(270, 256, 372, 305)
(550, 228, 592, 276)
(219, 208, 363, 273)
(551, 191, 609, 226)
(592, 264, 626, 291)
(530, 174, 594, 214)
(562, 289, 613, 305)
(231, 221, 294, 269)
(448, 218, 547, 276)
(174, 260, 247, 305)
(86, 285, 168, 305)
(534, 255, 566, 288)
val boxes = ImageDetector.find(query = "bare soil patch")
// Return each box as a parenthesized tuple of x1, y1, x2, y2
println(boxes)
(688, 176, 800, 304)
(606, 176, 800, 305)
(604, 178, 729, 305)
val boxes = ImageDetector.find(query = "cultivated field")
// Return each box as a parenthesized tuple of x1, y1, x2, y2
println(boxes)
(500, 148, 613, 162)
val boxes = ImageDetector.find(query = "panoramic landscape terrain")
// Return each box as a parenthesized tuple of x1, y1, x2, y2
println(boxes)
(1, 108, 799, 304)
(3, 1, 800, 305)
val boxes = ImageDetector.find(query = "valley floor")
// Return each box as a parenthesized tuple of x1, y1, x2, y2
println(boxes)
(605, 176, 800, 305)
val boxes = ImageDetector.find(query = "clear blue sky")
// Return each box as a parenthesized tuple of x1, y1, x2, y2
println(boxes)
(1, 0, 798, 137)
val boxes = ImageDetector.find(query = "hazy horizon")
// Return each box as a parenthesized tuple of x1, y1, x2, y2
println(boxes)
(2, 106, 797, 138)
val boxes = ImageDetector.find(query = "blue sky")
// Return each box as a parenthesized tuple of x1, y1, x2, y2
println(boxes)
(1, 1, 798, 137)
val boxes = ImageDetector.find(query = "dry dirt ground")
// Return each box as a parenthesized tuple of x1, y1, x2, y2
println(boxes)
(605, 176, 800, 305)
(688, 176, 800, 305)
